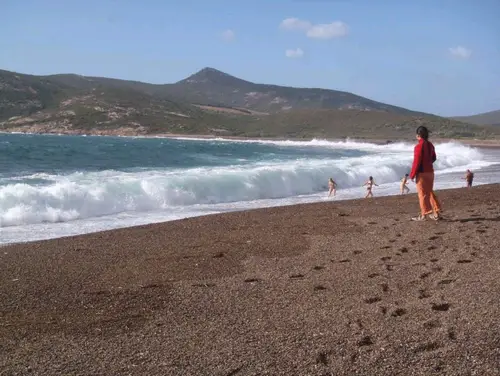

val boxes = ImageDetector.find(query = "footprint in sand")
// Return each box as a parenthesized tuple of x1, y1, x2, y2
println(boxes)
(244, 278, 261, 283)
(289, 274, 305, 279)
(437, 279, 454, 286)
(140, 283, 162, 289)
(391, 308, 407, 317)
(357, 336, 374, 347)
(364, 296, 382, 304)
(413, 342, 441, 353)
(418, 289, 432, 299)
(213, 252, 225, 258)
(380, 256, 392, 261)
(457, 259, 472, 264)
(423, 319, 441, 329)
(399, 247, 409, 253)
(316, 352, 330, 365)
(380, 283, 389, 292)
(430, 258, 439, 263)
(192, 282, 216, 288)
(313, 266, 324, 271)
(339, 259, 351, 263)
(353, 250, 362, 255)
(431, 302, 450, 312)
(427, 245, 437, 250)
(368, 273, 380, 278)
(420, 272, 431, 279)
(314, 285, 328, 291)
(428, 236, 439, 241)
(448, 328, 457, 340)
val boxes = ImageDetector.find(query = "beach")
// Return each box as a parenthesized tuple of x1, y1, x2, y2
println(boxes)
(1, 184, 499, 375)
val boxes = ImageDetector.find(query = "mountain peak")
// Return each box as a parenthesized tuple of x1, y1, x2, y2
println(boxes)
(177, 67, 252, 86)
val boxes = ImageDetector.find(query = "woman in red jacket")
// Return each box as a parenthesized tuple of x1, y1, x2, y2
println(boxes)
(409, 126, 442, 221)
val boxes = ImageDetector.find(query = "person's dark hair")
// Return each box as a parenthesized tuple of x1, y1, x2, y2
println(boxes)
(416, 126, 429, 140)
(369, 176, 373, 180)
(405, 173, 409, 177)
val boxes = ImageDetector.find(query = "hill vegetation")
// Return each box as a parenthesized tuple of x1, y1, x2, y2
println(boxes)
(1, 67, 499, 139)
(451, 109, 500, 127)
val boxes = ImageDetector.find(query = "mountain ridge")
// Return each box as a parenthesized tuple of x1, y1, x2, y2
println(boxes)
(451, 109, 500, 126)
(1, 67, 499, 139)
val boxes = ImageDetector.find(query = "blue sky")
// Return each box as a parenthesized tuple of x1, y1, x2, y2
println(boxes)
(1, 0, 499, 116)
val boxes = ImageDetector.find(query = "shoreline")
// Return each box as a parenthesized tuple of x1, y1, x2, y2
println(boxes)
(2, 129, 500, 148)
(2, 183, 497, 247)
(1, 184, 500, 375)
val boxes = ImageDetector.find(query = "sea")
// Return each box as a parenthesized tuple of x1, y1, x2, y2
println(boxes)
(1, 133, 499, 245)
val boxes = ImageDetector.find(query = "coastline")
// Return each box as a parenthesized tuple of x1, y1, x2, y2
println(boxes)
(2, 184, 500, 375)
(2, 129, 500, 148)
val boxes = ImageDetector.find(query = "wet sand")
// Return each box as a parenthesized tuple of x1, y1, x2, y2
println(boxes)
(1, 184, 500, 375)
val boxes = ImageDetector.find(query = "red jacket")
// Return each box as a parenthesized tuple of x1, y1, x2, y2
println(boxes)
(410, 139, 436, 179)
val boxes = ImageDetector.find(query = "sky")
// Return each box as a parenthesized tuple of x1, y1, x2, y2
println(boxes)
(1, 0, 499, 116)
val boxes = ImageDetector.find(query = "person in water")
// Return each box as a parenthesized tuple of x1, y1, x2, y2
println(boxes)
(462, 169, 474, 188)
(363, 176, 378, 198)
(401, 174, 410, 195)
(328, 178, 337, 197)
(409, 126, 442, 221)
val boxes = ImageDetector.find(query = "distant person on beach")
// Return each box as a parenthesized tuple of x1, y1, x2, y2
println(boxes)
(462, 169, 474, 188)
(401, 174, 410, 195)
(363, 176, 378, 198)
(409, 126, 442, 221)
(328, 178, 337, 197)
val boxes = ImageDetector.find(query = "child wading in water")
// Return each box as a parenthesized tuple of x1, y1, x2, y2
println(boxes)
(363, 176, 378, 198)
(463, 169, 474, 188)
(328, 178, 337, 197)
(401, 174, 410, 195)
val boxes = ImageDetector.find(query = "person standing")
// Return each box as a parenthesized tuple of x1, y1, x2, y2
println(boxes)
(409, 126, 442, 221)
(463, 169, 474, 188)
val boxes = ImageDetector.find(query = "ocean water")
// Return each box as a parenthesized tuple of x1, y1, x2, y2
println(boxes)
(1, 133, 499, 245)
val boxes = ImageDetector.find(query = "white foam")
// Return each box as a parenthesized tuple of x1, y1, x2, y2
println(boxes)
(0, 140, 498, 244)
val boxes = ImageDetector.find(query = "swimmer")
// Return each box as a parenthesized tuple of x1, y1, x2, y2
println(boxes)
(328, 177, 337, 197)
(363, 176, 378, 198)
(401, 174, 410, 195)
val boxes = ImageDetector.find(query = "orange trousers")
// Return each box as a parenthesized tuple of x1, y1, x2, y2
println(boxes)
(415, 172, 441, 215)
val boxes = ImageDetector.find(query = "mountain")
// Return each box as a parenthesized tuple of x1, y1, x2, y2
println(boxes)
(1, 68, 499, 139)
(165, 67, 429, 115)
(451, 110, 500, 127)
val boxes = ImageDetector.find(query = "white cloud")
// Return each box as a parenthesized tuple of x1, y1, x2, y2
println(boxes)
(221, 29, 235, 42)
(280, 17, 311, 31)
(449, 46, 472, 59)
(306, 21, 348, 39)
(285, 48, 304, 58)
(280, 17, 348, 39)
